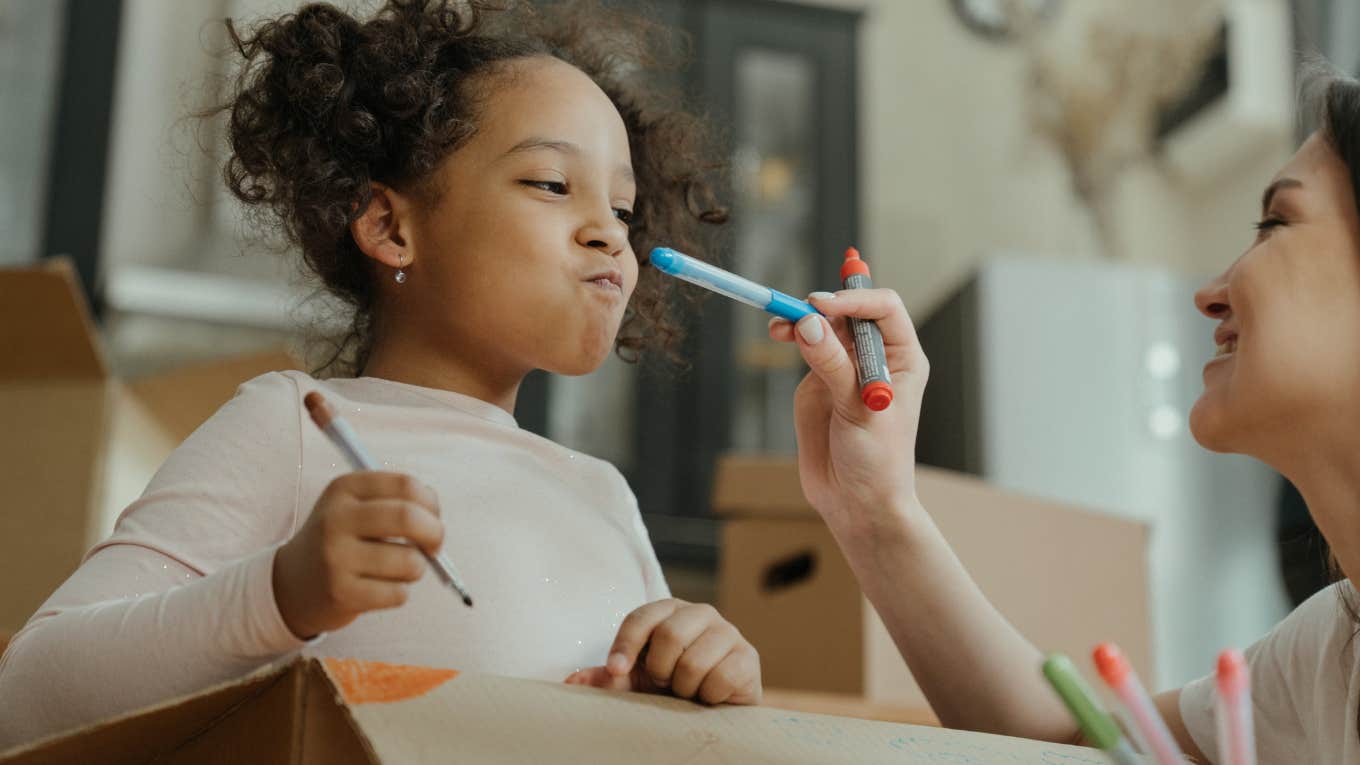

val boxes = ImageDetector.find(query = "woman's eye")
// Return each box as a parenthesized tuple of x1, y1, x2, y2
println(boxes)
(1253, 216, 1285, 232)
(522, 180, 567, 194)
(614, 208, 634, 226)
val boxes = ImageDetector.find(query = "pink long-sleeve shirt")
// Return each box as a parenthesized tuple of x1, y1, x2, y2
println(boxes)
(0, 371, 669, 750)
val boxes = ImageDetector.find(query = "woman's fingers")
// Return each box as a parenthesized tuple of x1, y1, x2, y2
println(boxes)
(808, 289, 926, 371)
(792, 314, 863, 418)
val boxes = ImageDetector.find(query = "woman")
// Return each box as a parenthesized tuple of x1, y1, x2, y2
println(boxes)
(768, 67, 1360, 763)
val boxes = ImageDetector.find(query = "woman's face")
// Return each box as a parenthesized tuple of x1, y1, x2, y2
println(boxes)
(387, 55, 639, 380)
(1189, 132, 1360, 457)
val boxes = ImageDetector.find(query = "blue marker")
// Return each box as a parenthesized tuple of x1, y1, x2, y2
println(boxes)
(649, 247, 820, 323)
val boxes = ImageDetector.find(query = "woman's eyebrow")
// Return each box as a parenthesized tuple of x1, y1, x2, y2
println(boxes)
(1260, 177, 1303, 212)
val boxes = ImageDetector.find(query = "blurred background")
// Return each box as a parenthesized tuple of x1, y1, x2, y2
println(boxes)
(0, 0, 1347, 698)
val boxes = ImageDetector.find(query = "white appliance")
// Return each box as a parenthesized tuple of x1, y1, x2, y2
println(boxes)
(917, 255, 1290, 689)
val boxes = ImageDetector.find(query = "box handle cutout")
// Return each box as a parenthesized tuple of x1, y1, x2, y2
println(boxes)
(762, 550, 817, 592)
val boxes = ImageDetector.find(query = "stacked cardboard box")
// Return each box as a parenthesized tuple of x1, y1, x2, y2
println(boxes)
(0, 258, 298, 632)
(715, 454, 1151, 711)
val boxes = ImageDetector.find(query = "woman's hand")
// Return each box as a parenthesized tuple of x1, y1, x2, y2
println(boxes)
(272, 472, 443, 640)
(564, 599, 762, 705)
(768, 289, 929, 535)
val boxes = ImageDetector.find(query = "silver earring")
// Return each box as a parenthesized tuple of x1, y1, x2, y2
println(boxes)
(395, 255, 407, 284)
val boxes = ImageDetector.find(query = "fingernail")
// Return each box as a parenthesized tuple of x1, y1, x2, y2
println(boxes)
(607, 652, 629, 674)
(767, 316, 781, 330)
(808, 291, 835, 300)
(796, 316, 824, 344)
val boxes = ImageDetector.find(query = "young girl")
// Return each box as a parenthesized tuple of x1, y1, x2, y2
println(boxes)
(770, 65, 1360, 763)
(0, 0, 759, 748)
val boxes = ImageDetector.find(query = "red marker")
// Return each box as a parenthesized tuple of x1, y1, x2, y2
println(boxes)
(840, 247, 893, 411)
(1094, 643, 1183, 764)
(1215, 649, 1256, 765)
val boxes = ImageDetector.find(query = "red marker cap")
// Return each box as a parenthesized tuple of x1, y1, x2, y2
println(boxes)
(862, 381, 893, 411)
(1216, 648, 1248, 696)
(841, 246, 870, 279)
(1092, 642, 1130, 686)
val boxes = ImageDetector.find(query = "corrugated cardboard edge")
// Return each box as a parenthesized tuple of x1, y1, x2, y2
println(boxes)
(712, 454, 1150, 536)
(0, 658, 295, 763)
(0, 657, 378, 765)
(127, 349, 304, 445)
(302, 659, 386, 765)
(311, 657, 467, 764)
(0, 257, 107, 381)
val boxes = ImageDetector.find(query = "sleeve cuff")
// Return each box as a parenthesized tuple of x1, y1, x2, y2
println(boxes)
(235, 545, 325, 657)
(1177, 671, 1218, 759)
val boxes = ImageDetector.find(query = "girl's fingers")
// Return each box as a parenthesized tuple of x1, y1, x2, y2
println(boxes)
(668, 626, 737, 700)
(607, 599, 684, 676)
(337, 472, 441, 514)
(335, 575, 409, 612)
(347, 500, 445, 556)
(563, 666, 630, 690)
(642, 603, 720, 689)
(698, 648, 761, 705)
(354, 538, 426, 582)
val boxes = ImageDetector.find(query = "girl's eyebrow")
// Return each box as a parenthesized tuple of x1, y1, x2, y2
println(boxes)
(503, 137, 578, 158)
(501, 136, 635, 183)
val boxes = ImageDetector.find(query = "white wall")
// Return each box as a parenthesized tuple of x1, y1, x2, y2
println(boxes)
(0, 0, 64, 266)
(804, 0, 1294, 314)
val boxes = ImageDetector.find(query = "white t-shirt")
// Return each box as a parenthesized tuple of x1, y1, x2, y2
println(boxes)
(1180, 581, 1360, 764)
(0, 372, 669, 749)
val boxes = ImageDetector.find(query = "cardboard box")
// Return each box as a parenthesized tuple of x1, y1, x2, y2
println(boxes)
(762, 687, 939, 727)
(0, 258, 299, 632)
(0, 657, 1121, 764)
(716, 455, 1151, 708)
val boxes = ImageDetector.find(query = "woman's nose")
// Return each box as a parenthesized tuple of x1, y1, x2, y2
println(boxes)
(1194, 269, 1231, 320)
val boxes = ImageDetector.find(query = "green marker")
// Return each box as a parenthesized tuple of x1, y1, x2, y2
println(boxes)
(1042, 654, 1143, 765)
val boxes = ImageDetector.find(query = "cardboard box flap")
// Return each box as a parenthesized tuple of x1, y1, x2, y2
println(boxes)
(712, 454, 812, 517)
(713, 454, 1150, 534)
(1, 658, 1125, 764)
(128, 348, 303, 444)
(322, 659, 1119, 764)
(0, 660, 298, 764)
(0, 258, 107, 382)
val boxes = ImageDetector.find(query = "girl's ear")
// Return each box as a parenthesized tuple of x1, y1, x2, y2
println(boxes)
(350, 183, 412, 270)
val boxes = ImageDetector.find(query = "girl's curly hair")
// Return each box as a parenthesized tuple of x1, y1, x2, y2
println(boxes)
(210, 0, 726, 374)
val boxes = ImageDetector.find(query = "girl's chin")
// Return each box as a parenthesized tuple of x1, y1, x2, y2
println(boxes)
(544, 348, 615, 377)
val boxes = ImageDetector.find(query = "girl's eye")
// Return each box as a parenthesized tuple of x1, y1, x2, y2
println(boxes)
(1253, 216, 1285, 233)
(614, 208, 634, 226)
(522, 180, 567, 194)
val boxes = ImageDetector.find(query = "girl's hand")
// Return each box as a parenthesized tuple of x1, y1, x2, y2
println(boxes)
(272, 472, 443, 640)
(563, 599, 762, 705)
(768, 289, 929, 535)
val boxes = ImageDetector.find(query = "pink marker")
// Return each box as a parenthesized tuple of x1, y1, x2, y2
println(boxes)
(1093, 643, 1183, 765)
(1216, 649, 1256, 765)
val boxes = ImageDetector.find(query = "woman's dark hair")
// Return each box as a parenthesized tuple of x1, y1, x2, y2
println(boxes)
(208, 0, 726, 374)
(1301, 56, 1360, 742)
(1269, 62, 1360, 744)
(1313, 64, 1360, 224)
